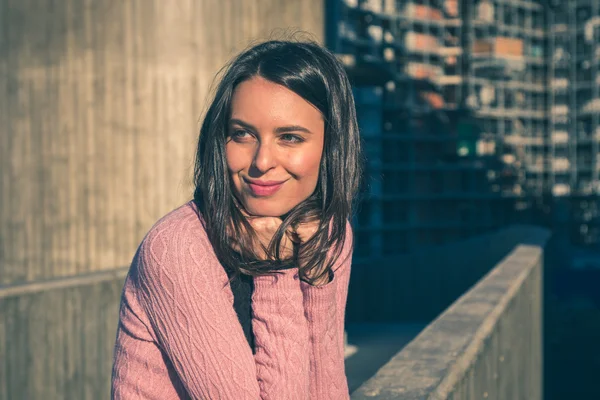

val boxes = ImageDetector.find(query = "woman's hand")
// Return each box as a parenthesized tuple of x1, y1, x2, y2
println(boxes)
(244, 216, 295, 261)
(235, 212, 330, 285)
(288, 220, 319, 245)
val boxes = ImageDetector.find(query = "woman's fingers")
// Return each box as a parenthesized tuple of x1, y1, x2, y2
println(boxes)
(239, 216, 322, 260)
(292, 220, 319, 244)
(245, 217, 296, 259)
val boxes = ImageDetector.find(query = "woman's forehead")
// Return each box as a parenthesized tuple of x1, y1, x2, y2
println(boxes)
(229, 77, 325, 131)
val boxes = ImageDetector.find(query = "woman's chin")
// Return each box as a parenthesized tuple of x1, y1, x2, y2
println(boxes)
(242, 201, 294, 218)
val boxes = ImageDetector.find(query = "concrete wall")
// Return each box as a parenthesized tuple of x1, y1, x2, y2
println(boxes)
(1, 271, 126, 399)
(351, 227, 549, 400)
(0, 0, 324, 285)
(0, 1, 324, 398)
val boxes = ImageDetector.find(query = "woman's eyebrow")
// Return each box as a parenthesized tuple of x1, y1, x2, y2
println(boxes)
(229, 118, 257, 131)
(230, 118, 312, 134)
(275, 125, 312, 134)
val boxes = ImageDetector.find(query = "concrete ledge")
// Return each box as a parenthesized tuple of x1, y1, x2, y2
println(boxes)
(351, 226, 550, 399)
(0, 267, 129, 299)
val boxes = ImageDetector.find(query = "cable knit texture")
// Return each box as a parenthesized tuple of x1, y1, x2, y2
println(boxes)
(111, 201, 352, 399)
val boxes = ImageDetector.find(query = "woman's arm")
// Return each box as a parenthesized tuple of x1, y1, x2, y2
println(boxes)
(252, 271, 310, 398)
(114, 219, 310, 399)
(300, 222, 353, 399)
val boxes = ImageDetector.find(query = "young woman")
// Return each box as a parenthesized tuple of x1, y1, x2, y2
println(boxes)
(111, 39, 363, 399)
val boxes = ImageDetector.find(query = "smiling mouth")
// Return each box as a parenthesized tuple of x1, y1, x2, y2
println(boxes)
(244, 179, 286, 197)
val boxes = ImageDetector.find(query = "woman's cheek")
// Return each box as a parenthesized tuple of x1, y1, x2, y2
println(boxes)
(285, 147, 322, 177)
(226, 144, 249, 172)
(284, 155, 305, 176)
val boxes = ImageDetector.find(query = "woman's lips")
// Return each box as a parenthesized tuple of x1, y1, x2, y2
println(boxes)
(246, 180, 285, 197)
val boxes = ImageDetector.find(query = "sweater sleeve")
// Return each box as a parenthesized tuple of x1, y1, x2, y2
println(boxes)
(252, 271, 310, 399)
(300, 221, 353, 399)
(119, 219, 310, 399)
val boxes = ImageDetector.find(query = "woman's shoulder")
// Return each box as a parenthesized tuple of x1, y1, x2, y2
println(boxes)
(133, 201, 213, 277)
(143, 200, 206, 244)
(152, 199, 204, 229)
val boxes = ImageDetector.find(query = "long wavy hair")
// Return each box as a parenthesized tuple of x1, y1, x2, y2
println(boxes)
(193, 39, 363, 284)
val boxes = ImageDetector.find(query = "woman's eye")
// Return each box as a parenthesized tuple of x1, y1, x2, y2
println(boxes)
(280, 134, 304, 143)
(230, 130, 252, 141)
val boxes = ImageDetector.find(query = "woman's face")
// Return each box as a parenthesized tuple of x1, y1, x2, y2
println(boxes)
(226, 76, 325, 217)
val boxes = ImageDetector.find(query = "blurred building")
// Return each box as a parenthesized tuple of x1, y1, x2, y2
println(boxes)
(465, 0, 547, 197)
(326, 0, 532, 257)
(326, 0, 600, 253)
(548, 0, 600, 197)
(547, 0, 600, 246)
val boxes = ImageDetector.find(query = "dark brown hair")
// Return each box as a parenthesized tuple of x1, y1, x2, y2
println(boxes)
(193, 40, 363, 284)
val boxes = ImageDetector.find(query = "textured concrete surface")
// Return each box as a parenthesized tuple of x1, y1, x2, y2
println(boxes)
(351, 226, 549, 400)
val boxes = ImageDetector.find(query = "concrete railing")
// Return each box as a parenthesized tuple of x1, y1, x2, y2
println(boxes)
(1, 226, 549, 399)
(351, 227, 549, 400)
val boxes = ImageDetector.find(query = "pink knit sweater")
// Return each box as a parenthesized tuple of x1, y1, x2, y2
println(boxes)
(111, 201, 352, 399)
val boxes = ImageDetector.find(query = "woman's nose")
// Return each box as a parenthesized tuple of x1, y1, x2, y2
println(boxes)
(253, 142, 277, 173)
